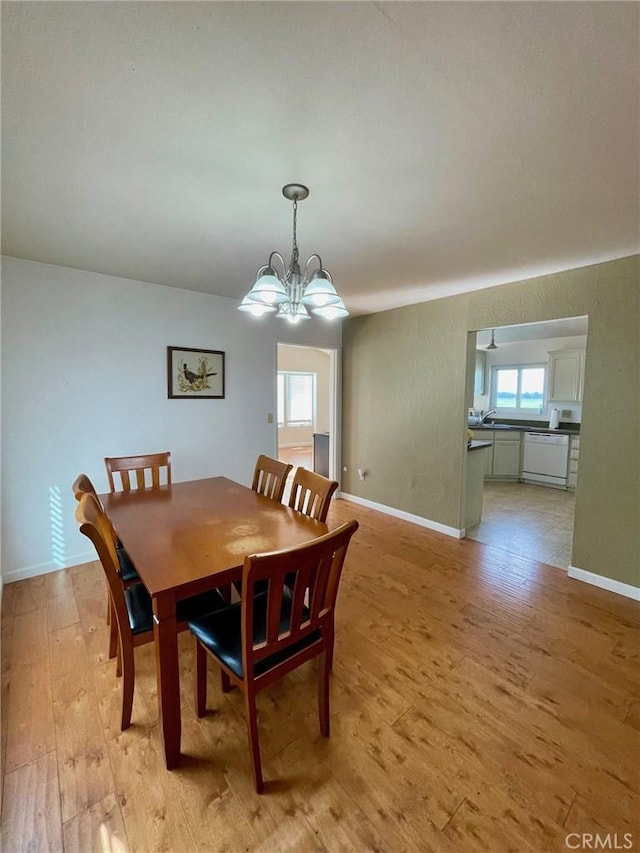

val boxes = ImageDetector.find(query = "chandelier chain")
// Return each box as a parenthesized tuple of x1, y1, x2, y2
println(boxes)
(291, 198, 299, 263)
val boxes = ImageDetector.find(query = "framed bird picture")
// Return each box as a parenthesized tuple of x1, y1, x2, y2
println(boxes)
(167, 346, 225, 399)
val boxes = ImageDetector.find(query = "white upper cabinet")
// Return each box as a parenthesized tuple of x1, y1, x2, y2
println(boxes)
(548, 349, 585, 402)
(474, 351, 486, 396)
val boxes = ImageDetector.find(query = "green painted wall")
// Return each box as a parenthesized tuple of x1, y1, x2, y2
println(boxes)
(342, 255, 640, 588)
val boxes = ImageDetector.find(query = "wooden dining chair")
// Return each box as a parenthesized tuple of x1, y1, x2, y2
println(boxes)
(75, 492, 226, 730)
(104, 452, 171, 493)
(288, 467, 339, 523)
(251, 455, 293, 503)
(72, 473, 140, 651)
(72, 472, 138, 582)
(188, 518, 359, 793)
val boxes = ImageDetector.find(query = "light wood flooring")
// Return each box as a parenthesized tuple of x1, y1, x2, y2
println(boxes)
(278, 445, 313, 504)
(278, 445, 313, 470)
(2, 498, 639, 852)
(466, 482, 576, 569)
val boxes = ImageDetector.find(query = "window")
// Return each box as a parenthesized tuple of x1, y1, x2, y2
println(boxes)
(490, 365, 546, 413)
(277, 371, 315, 427)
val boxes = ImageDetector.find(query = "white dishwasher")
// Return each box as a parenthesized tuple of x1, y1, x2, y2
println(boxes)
(522, 432, 569, 489)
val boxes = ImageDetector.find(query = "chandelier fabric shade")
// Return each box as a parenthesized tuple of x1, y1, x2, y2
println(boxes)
(238, 184, 349, 323)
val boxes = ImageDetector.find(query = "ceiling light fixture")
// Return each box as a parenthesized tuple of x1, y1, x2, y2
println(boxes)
(238, 184, 349, 323)
(486, 329, 498, 350)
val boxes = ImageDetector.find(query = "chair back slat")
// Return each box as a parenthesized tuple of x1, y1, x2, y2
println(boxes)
(105, 452, 171, 493)
(241, 520, 358, 676)
(288, 468, 338, 523)
(251, 455, 293, 502)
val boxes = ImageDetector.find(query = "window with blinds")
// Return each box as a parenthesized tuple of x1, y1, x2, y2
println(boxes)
(277, 371, 315, 427)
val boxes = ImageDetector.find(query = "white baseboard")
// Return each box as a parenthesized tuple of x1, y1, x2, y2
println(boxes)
(2, 549, 95, 585)
(339, 493, 464, 539)
(568, 565, 640, 601)
(278, 442, 312, 449)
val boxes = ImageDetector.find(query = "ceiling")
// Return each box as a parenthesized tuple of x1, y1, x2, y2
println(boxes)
(2, 2, 638, 317)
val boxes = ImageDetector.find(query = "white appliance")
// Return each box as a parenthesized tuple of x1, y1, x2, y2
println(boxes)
(522, 432, 569, 488)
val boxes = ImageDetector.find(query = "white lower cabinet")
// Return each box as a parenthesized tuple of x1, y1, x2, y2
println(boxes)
(471, 430, 521, 480)
(472, 430, 494, 475)
(568, 435, 580, 490)
(493, 438, 521, 478)
(471, 428, 580, 486)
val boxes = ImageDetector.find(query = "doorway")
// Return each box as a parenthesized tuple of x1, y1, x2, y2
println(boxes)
(276, 344, 337, 482)
(465, 317, 587, 569)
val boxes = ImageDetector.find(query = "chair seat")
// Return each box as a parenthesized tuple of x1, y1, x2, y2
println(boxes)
(116, 544, 140, 584)
(188, 589, 320, 678)
(124, 583, 227, 636)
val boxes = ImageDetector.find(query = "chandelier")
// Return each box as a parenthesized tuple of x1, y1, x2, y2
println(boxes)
(238, 184, 349, 323)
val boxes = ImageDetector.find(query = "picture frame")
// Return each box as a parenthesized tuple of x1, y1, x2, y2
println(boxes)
(167, 346, 225, 399)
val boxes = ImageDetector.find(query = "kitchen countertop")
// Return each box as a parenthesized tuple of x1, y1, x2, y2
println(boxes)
(468, 440, 493, 451)
(470, 424, 579, 436)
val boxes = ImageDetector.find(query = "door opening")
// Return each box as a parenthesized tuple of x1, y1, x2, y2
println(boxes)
(463, 317, 587, 570)
(276, 344, 338, 485)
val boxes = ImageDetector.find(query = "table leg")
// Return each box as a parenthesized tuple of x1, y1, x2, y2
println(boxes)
(153, 597, 181, 769)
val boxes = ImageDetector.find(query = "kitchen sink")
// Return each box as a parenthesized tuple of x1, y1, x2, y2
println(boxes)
(472, 423, 514, 429)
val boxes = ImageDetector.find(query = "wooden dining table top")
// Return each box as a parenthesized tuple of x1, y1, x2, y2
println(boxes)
(100, 476, 329, 597)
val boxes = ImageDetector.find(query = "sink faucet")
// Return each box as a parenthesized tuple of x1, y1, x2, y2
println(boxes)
(480, 410, 497, 424)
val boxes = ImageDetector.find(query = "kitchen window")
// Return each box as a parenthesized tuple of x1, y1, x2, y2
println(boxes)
(277, 371, 316, 428)
(490, 364, 546, 414)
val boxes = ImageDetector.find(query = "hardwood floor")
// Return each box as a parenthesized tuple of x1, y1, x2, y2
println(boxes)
(278, 445, 313, 505)
(278, 445, 313, 470)
(2, 498, 639, 852)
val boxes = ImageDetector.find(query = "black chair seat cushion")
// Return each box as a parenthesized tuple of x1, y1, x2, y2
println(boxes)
(188, 589, 321, 679)
(116, 545, 140, 584)
(234, 573, 294, 597)
(123, 583, 227, 636)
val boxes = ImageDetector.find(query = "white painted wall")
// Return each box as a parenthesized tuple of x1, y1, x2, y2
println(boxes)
(473, 334, 587, 423)
(277, 344, 331, 447)
(1, 257, 341, 582)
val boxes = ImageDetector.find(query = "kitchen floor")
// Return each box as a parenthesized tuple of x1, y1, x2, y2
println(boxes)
(466, 482, 576, 569)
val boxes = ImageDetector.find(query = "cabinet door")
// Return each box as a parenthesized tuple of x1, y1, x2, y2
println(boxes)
(472, 430, 494, 474)
(549, 350, 584, 402)
(474, 351, 486, 395)
(493, 440, 521, 477)
(567, 435, 580, 490)
(484, 441, 495, 476)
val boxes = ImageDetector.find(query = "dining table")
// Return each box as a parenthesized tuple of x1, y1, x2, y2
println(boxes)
(101, 476, 329, 769)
